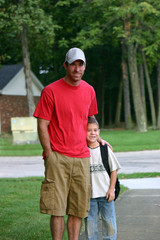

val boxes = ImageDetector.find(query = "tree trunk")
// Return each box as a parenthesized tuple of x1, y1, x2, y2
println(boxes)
(21, 23, 35, 116)
(121, 40, 133, 129)
(115, 80, 123, 126)
(138, 63, 146, 116)
(127, 43, 147, 132)
(157, 58, 160, 129)
(142, 51, 156, 129)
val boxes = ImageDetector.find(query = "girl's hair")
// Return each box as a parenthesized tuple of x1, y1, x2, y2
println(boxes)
(88, 117, 99, 128)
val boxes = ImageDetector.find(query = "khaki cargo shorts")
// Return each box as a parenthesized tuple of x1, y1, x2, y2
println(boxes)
(40, 151, 91, 218)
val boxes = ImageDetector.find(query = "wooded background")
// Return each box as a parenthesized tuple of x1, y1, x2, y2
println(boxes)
(1, 0, 160, 132)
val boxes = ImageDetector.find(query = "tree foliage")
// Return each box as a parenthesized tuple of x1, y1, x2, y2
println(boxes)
(0, 0, 57, 115)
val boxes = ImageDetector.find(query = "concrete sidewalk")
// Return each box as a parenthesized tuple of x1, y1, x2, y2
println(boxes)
(116, 189, 160, 240)
(120, 177, 160, 189)
(0, 150, 160, 178)
(79, 189, 160, 240)
(0, 156, 44, 178)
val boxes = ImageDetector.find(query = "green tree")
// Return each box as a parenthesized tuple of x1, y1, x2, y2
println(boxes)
(0, 0, 56, 115)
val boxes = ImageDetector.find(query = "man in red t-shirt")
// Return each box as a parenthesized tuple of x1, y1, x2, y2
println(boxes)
(34, 48, 106, 240)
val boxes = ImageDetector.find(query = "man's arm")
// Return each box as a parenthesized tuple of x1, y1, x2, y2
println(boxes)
(106, 170, 117, 202)
(97, 136, 113, 150)
(37, 118, 52, 158)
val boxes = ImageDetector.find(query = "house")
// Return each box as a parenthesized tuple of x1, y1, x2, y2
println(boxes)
(0, 64, 44, 133)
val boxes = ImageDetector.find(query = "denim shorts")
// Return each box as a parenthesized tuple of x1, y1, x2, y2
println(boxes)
(85, 197, 117, 240)
(40, 151, 91, 218)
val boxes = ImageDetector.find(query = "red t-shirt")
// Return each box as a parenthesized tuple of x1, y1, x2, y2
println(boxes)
(34, 78, 98, 158)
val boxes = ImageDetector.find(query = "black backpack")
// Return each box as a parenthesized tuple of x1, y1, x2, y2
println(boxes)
(100, 144, 120, 201)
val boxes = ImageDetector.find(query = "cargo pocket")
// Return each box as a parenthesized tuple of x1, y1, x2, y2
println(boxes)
(87, 184, 92, 211)
(40, 181, 55, 210)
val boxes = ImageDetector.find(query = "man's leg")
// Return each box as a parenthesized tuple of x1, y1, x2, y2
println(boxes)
(50, 215, 65, 240)
(67, 215, 82, 240)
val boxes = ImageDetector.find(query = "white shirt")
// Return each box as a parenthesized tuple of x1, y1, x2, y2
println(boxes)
(89, 146, 121, 198)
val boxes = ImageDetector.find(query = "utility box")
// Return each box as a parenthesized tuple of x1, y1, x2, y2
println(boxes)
(11, 117, 38, 144)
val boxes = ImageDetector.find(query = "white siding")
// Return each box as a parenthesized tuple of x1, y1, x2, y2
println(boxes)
(1, 68, 43, 96)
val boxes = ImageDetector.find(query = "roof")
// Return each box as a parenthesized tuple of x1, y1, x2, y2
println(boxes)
(0, 64, 23, 90)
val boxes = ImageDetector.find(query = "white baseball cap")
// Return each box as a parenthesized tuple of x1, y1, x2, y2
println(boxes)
(65, 47, 86, 64)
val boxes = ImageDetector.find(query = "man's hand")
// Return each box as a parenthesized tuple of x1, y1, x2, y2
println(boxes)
(45, 149, 52, 159)
(97, 136, 113, 151)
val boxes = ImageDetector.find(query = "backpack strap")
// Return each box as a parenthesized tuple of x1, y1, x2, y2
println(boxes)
(100, 143, 120, 201)
(100, 144, 110, 176)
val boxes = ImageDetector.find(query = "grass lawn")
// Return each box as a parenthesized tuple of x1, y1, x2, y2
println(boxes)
(118, 172, 160, 179)
(0, 177, 69, 240)
(0, 134, 42, 156)
(1, 129, 160, 156)
(0, 173, 159, 239)
(100, 129, 160, 152)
